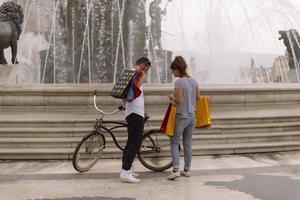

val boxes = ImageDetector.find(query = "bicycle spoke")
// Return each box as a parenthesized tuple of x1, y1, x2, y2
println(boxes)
(138, 130, 172, 171)
(73, 132, 105, 172)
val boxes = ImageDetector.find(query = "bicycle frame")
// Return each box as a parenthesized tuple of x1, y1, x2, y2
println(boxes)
(93, 119, 128, 151)
(92, 90, 149, 152)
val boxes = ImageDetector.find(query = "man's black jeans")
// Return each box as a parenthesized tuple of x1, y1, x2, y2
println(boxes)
(122, 113, 144, 170)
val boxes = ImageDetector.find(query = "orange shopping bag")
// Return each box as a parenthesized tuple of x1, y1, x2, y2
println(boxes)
(195, 97, 211, 128)
(160, 103, 176, 136)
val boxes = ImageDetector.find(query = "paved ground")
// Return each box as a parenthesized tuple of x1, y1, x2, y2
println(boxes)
(1, 151, 300, 200)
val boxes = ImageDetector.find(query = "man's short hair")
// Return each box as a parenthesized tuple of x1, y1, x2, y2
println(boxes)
(136, 57, 151, 67)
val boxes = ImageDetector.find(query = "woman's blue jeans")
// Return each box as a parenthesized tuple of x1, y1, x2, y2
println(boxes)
(170, 113, 195, 171)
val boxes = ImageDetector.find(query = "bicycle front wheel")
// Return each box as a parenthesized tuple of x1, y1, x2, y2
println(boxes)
(72, 131, 105, 172)
(138, 129, 172, 171)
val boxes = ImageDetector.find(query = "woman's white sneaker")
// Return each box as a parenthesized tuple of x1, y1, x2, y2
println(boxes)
(180, 170, 191, 177)
(168, 171, 180, 180)
(120, 170, 140, 183)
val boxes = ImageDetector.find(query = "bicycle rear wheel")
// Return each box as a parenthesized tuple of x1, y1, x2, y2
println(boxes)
(72, 131, 105, 172)
(138, 129, 172, 171)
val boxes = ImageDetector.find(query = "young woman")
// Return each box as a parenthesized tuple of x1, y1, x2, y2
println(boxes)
(168, 56, 201, 180)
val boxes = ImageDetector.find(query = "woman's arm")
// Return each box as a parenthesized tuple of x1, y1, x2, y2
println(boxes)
(175, 88, 183, 104)
(169, 87, 182, 104)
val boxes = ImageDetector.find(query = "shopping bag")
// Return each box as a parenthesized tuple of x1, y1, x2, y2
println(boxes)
(160, 103, 176, 136)
(160, 104, 172, 133)
(165, 104, 176, 136)
(195, 97, 211, 128)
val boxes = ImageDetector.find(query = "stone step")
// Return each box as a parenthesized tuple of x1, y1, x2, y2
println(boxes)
(193, 141, 300, 155)
(1, 140, 300, 159)
(0, 137, 83, 148)
(1, 104, 300, 128)
(216, 121, 300, 133)
(0, 137, 124, 149)
(2, 121, 300, 138)
(2, 111, 300, 130)
(0, 118, 95, 128)
(2, 106, 300, 124)
(195, 131, 300, 144)
(0, 127, 94, 138)
(2, 104, 300, 128)
(212, 115, 300, 125)
(0, 125, 217, 138)
(1, 131, 299, 149)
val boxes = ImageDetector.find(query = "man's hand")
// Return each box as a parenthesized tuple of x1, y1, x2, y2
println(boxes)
(140, 65, 150, 74)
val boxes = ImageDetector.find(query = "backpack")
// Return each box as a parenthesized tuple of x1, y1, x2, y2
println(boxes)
(111, 69, 139, 100)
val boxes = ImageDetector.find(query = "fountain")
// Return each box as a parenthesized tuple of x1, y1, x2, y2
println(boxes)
(0, 0, 300, 84)
(161, 0, 300, 84)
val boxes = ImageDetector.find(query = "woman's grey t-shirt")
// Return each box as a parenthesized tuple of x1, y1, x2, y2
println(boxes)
(174, 77, 198, 114)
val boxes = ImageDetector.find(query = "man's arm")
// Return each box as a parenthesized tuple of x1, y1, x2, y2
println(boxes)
(137, 71, 145, 88)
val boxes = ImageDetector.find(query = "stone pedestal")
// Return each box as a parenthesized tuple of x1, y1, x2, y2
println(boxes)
(0, 64, 36, 84)
(147, 48, 173, 84)
(282, 69, 300, 83)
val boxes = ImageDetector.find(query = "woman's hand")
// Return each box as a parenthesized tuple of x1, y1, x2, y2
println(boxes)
(169, 95, 176, 105)
(169, 88, 182, 105)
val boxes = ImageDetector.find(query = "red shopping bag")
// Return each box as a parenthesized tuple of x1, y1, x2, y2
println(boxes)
(160, 104, 172, 133)
(160, 103, 176, 136)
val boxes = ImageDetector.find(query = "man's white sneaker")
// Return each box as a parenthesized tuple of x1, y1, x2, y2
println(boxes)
(131, 170, 140, 178)
(168, 171, 180, 180)
(120, 170, 140, 183)
(130, 166, 139, 178)
(180, 170, 191, 177)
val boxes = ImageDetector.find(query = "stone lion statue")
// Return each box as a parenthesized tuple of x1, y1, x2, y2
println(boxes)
(0, 1, 23, 64)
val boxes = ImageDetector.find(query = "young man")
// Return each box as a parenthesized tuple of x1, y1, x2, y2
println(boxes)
(120, 57, 151, 183)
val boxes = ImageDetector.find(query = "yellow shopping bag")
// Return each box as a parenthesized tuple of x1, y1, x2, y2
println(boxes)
(195, 97, 211, 128)
(165, 104, 176, 136)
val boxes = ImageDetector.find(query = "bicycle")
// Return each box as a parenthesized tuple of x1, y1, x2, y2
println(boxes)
(72, 91, 173, 172)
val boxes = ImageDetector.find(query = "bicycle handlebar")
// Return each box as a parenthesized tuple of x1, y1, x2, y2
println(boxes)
(93, 90, 125, 116)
